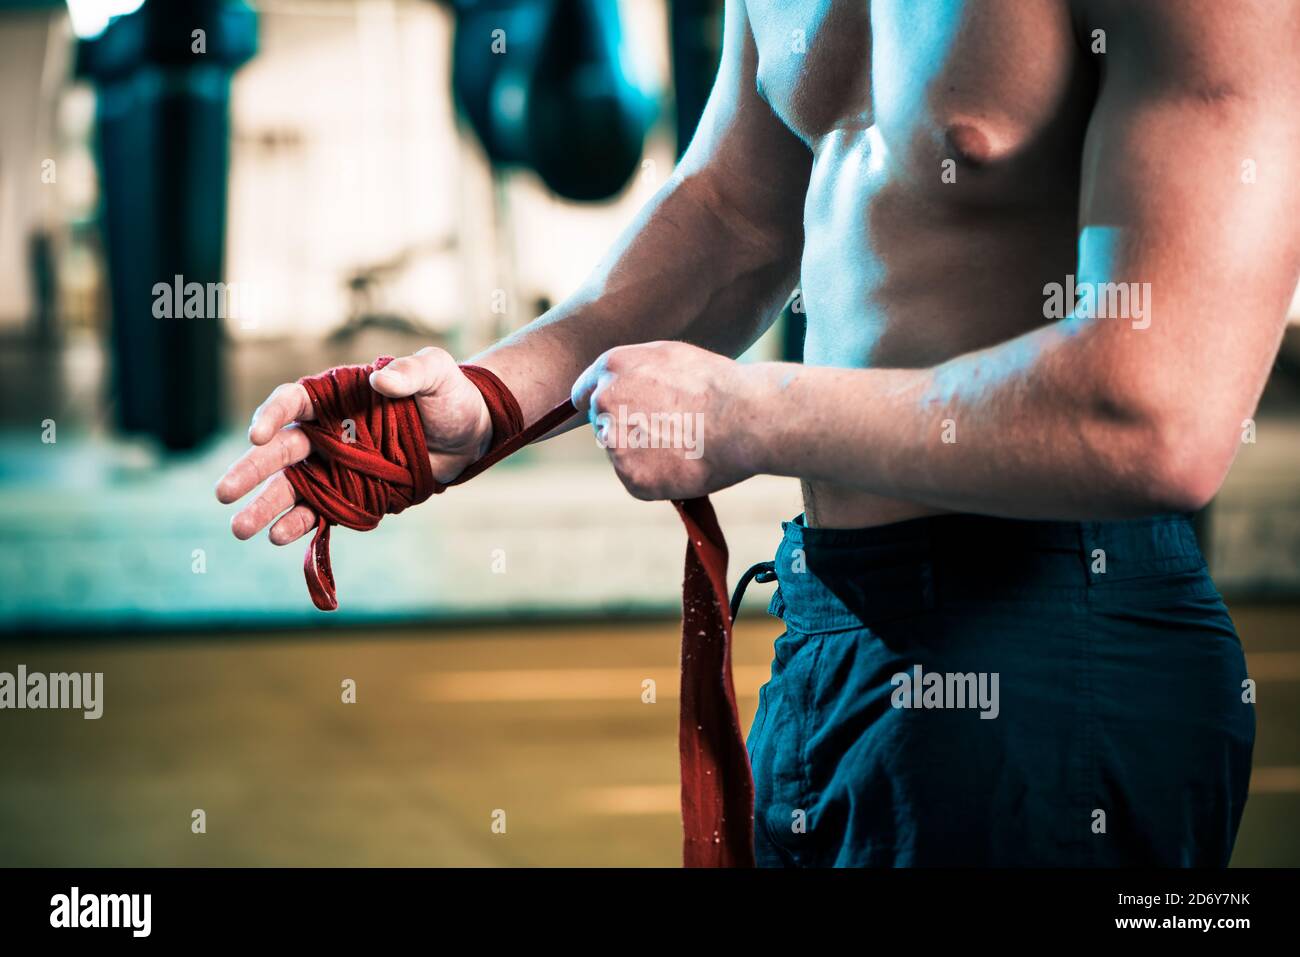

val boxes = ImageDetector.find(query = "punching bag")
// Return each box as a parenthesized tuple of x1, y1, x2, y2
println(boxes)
(78, 1, 257, 450)
(452, 0, 651, 202)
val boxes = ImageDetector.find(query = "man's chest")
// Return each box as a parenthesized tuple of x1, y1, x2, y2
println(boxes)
(744, 0, 1093, 179)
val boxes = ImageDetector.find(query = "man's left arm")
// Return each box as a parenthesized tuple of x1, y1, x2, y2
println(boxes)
(733, 1, 1300, 519)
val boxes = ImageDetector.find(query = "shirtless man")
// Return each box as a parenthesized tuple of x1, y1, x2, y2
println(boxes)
(217, 0, 1300, 865)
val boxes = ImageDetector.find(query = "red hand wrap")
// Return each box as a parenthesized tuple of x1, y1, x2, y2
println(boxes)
(284, 357, 755, 866)
(283, 356, 433, 612)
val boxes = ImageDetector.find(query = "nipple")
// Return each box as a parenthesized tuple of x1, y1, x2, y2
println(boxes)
(943, 123, 994, 167)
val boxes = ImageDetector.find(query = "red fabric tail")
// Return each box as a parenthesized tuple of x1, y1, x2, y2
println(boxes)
(674, 497, 757, 867)
(284, 358, 756, 866)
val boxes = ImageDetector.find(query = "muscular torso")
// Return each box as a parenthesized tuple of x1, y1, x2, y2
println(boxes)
(746, 0, 1098, 526)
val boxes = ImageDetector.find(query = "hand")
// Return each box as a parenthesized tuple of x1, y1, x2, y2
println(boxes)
(215, 347, 492, 544)
(571, 341, 761, 500)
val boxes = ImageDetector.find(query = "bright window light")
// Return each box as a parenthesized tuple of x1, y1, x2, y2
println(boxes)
(66, 0, 148, 41)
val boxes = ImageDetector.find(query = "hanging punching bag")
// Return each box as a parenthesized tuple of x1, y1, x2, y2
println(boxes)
(78, 1, 257, 450)
(451, 0, 651, 202)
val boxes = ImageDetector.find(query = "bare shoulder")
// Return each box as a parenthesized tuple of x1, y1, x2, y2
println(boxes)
(1075, 0, 1300, 101)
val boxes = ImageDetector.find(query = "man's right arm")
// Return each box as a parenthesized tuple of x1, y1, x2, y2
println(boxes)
(470, 0, 812, 426)
(216, 0, 809, 545)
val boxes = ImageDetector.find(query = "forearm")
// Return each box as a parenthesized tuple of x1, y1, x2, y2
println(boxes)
(743, 318, 1236, 520)
(471, 172, 800, 427)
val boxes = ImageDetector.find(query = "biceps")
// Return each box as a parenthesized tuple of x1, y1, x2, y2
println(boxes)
(675, 0, 809, 246)
(1077, 86, 1300, 414)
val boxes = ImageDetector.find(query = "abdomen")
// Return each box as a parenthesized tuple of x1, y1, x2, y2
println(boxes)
(796, 126, 1079, 527)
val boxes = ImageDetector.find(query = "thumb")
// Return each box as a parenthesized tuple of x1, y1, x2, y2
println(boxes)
(571, 354, 612, 420)
(369, 347, 454, 399)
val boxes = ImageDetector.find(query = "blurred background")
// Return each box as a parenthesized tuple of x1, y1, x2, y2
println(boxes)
(0, 0, 1296, 866)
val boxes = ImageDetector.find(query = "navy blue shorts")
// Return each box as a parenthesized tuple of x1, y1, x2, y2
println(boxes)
(745, 513, 1255, 867)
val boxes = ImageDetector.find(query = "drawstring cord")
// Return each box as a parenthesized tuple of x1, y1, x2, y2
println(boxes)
(729, 560, 777, 623)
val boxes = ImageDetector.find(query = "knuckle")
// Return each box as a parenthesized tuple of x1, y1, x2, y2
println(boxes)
(628, 480, 657, 501)
(417, 347, 453, 375)
(415, 346, 449, 361)
(617, 462, 655, 501)
(286, 424, 309, 455)
(602, 347, 629, 372)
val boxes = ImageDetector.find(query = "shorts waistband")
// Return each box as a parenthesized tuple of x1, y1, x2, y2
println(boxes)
(768, 512, 1207, 633)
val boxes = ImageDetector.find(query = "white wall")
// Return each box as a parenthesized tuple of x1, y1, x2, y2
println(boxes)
(224, 0, 674, 349)
(0, 11, 67, 328)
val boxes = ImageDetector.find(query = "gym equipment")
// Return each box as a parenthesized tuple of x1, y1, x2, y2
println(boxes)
(78, 0, 257, 450)
(451, 0, 651, 202)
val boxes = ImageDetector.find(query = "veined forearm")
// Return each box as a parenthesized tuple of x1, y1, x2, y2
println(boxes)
(743, 319, 1223, 521)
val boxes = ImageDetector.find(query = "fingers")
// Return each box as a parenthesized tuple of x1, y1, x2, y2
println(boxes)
(571, 352, 613, 420)
(268, 504, 318, 546)
(215, 425, 312, 505)
(249, 382, 313, 446)
(369, 346, 456, 399)
(230, 473, 297, 541)
(226, 351, 459, 547)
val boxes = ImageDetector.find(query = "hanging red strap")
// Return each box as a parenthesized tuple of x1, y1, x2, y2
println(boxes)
(284, 357, 755, 867)
(673, 496, 756, 867)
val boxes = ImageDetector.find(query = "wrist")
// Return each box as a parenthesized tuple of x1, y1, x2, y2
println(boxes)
(730, 361, 788, 477)
(472, 393, 494, 459)
(455, 363, 507, 460)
